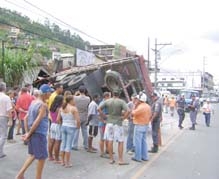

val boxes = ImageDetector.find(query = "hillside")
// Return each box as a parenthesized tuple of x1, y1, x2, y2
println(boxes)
(0, 7, 90, 58)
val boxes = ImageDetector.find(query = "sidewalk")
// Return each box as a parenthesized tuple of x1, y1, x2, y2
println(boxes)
(1, 111, 187, 179)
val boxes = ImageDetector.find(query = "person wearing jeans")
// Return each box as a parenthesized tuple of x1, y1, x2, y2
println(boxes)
(58, 95, 80, 167)
(131, 92, 151, 162)
(202, 99, 213, 127)
(126, 94, 137, 154)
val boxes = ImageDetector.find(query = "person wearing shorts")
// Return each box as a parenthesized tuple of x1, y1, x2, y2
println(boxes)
(16, 84, 53, 179)
(48, 95, 63, 163)
(98, 91, 130, 165)
(98, 92, 111, 157)
(87, 94, 100, 153)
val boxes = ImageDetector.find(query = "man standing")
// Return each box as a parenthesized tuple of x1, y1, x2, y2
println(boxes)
(176, 94, 186, 129)
(16, 84, 53, 179)
(48, 83, 63, 110)
(72, 85, 90, 150)
(126, 93, 137, 155)
(149, 91, 163, 153)
(98, 90, 130, 165)
(87, 94, 100, 153)
(0, 82, 12, 158)
(98, 92, 111, 157)
(131, 92, 151, 162)
(188, 94, 199, 130)
(16, 87, 33, 135)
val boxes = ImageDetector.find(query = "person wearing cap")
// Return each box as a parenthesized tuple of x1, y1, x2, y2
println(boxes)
(188, 94, 199, 130)
(131, 92, 151, 162)
(176, 94, 186, 129)
(98, 90, 130, 165)
(149, 91, 163, 153)
(16, 84, 53, 179)
(202, 98, 213, 127)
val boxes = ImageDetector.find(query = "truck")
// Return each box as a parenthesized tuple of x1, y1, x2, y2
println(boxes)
(46, 55, 153, 102)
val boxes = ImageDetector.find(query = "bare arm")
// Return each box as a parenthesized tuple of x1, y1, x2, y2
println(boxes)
(23, 104, 47, 141)
(72, 107, 80, 128)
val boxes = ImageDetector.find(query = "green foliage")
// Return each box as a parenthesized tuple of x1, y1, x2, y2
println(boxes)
(0, 7, 90, 50)
(1, 48, 37, 87)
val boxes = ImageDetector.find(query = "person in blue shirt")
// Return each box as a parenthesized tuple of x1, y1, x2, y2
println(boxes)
(16, 84, 53, 179)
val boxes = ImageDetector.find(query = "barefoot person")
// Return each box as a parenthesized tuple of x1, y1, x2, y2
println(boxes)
(16, 84, 53, 179)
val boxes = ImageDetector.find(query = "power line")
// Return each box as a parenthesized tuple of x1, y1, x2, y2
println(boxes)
(0, 21, 75, 49)
(23, 0, 108, 45)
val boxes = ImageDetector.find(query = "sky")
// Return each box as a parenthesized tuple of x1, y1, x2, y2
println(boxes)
(1, 0, 219, 81)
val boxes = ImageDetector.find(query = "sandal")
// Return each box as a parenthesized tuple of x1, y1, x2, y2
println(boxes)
(65, 164, 73, 168)
(48, 157, 54, 161)
(118, 162, 129, 165)
(109, 160, 115, 164)
(54, 160, 62, 164)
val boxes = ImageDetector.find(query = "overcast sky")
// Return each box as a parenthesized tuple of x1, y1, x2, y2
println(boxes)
(1, 0, 219, 80)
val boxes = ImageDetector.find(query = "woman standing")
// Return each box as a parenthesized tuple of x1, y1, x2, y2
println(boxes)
(202, 98, 213, 127)
(57, 95, 80, 168)
(48, 95, 64, 163)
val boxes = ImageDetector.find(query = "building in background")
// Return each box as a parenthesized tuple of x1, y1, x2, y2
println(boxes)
(150, 70, 214, 95)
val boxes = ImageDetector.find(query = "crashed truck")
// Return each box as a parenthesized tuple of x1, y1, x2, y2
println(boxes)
(48, 55, 153, 102)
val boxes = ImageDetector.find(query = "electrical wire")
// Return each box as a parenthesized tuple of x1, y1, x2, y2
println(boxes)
(23, 0, 108, 45)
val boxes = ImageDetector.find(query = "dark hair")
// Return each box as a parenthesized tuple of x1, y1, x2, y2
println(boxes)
(50, 95, 64, 112)
(62, 95, 74, 109)
(78, 85, 86, 93)
(54, 83, 63, 89)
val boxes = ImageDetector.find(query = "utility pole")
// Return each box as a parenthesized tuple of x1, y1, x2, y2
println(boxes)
(1, 40, 5, 82)
(147, 37, 150, 70)
(154, 38, 172, 90)
(203, 56, 206, 93)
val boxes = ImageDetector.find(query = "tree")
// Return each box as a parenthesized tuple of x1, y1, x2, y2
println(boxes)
(0, 46, 38, 87)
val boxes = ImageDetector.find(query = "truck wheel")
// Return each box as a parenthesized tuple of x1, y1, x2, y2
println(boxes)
(68, 73, 87, 88)
(104, 70, 122, 92)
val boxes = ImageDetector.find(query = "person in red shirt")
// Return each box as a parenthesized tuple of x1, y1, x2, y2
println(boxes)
(16, 87, 33, 135)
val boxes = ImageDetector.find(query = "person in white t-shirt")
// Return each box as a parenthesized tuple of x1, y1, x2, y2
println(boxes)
(202, 98, 213, 127)
(0, 82, 12, 158)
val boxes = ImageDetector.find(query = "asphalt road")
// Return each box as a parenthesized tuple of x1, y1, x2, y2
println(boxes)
(130, 104, 219, 179)
(0, 105, 218, 179)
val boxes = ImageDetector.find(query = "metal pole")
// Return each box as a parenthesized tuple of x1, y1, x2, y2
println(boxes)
(2, 41, 5, 82)
(203, 56, 205, 93)
(154, 38, 157, 89)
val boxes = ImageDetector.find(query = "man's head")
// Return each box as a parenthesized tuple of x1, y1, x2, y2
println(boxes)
(136, 92, 147, 103)
(54, 83, 63, 94)
(39, 84, 53, 100)
(78, 85, 87, 94)
(92, 94, 100, 103)
(0, 82, 6, 92)
(103, 91, 111, 99)
(151, 91, 159, 101)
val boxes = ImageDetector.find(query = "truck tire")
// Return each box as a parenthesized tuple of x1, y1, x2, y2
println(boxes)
(68, 73, 87, 88)
(104, 70, 122, 92)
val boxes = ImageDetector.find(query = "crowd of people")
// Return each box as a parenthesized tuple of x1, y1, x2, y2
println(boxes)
(0, 81, 213, 179)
